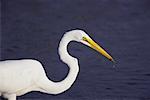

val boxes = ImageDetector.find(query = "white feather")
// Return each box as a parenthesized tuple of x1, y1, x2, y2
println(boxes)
(0, 30, 89, 100)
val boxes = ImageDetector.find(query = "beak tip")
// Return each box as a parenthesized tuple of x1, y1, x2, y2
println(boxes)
(110, 58, 117, 68)
(109, 58, 116, 64)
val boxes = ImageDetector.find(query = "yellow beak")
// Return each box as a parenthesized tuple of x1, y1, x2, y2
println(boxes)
(83, 37, 115, 62)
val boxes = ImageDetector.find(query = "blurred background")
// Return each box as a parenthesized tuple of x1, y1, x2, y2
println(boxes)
(1, 0, 150, 99)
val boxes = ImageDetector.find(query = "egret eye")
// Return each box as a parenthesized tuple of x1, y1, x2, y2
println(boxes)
(82, 37, 88, 42)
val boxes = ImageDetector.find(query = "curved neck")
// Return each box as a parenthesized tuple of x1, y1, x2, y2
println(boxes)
(58, 33, 76, 63)
(38, 33, 79, 94)
(57, 33, 79, 92)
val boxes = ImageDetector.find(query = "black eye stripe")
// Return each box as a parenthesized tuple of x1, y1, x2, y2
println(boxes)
(82, 37, 89, 43)
(85, 39, 88, 42)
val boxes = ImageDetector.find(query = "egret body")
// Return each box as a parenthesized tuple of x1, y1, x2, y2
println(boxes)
(0, 30, 114, 100)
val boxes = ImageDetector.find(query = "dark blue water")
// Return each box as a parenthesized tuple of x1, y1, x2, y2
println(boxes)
(1, 0, 150, 99)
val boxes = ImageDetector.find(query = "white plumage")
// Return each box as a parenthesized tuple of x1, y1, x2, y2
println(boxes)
(0, 30, 114, 100)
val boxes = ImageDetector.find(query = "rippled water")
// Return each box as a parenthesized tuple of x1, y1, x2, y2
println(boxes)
(1, 0, 150, 100)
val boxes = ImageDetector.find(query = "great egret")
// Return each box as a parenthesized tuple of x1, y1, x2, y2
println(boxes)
(0, 30, 114, 100)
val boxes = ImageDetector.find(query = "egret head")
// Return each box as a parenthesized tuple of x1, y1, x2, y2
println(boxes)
(68, 29, 115, 62)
